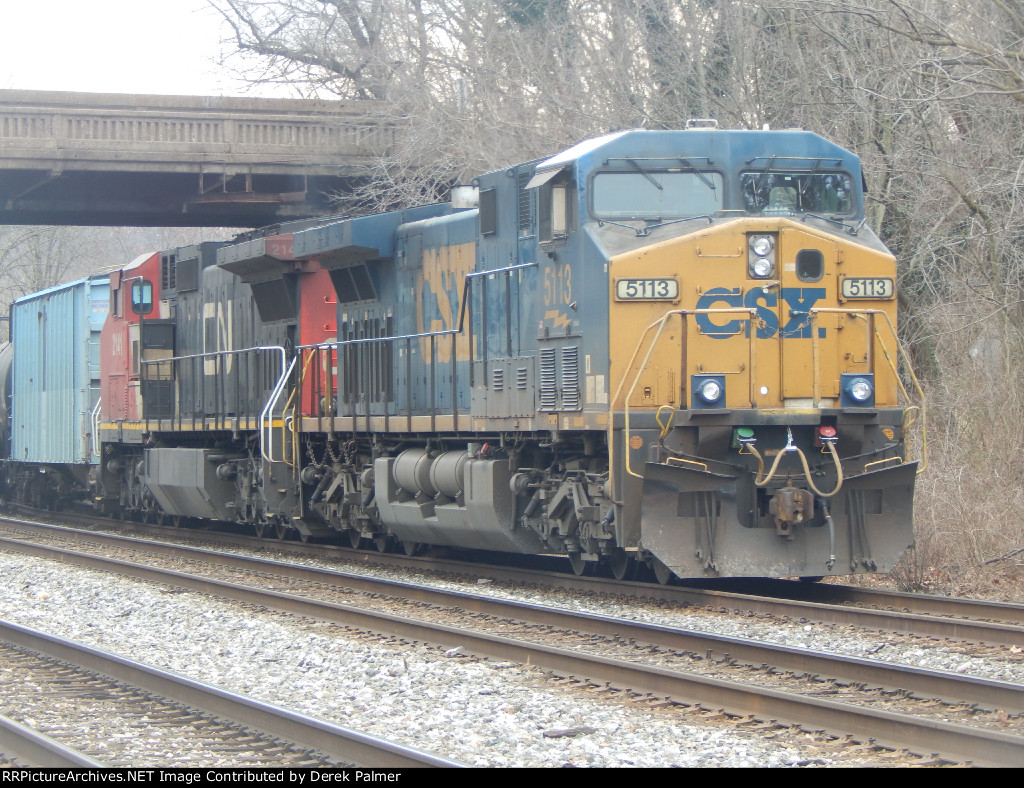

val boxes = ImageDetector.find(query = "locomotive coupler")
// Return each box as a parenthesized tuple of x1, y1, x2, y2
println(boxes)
(769, 486, 815, 539)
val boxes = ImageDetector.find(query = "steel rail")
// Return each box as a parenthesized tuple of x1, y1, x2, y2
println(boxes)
(0, 714, 107, 767)
(0, 530, 1020, 715)
(654, 585, 1024, 647)
(719, 577, 1024, 626)
(8, 513, 1024, 648)
(0, 535, 1021, 766)
(0, 619, 463, 768)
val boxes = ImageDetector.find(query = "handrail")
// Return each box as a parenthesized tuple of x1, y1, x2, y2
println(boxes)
(610, 304, 926, 488)
(808, 307, 927, 474)
(610, 307, 759, 481)
(293, 263, 539, 356)
(280, 347, 322, 468)
(140, 345, 286, 368)
(141, 346, 288, 461)
(89, 396, 102, 462)
(261, 354, 297, 463)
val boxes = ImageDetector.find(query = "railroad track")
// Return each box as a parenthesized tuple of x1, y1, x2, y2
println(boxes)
(0, 620, 461, 768)
(9, 511, 1024, 645)
(1, 515, 1022, 766)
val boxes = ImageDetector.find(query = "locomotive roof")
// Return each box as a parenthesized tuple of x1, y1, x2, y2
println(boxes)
(529, 127, 861, 181)
(11, 271, 110, 304)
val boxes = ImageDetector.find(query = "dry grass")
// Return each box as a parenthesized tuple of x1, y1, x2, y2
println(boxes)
(880, 314, 1024, 602)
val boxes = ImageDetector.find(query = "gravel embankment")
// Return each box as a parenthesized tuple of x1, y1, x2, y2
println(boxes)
(0, 551, 870, 768)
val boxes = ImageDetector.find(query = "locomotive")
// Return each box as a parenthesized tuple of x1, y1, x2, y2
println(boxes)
(1, 125, 922, 582)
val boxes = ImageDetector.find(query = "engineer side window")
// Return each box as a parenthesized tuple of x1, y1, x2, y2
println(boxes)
(131, 338, 140, 378)
(540, 179, 572, 243)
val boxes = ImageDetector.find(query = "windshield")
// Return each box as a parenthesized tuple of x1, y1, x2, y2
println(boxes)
(592, 170, 723, 219)
(741, 172, 855, 216)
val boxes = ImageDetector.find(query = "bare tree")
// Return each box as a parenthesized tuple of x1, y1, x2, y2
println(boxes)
(0, 225, 222, 341)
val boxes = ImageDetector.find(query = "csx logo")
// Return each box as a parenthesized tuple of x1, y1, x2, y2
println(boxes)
(696, 287, 827, 339)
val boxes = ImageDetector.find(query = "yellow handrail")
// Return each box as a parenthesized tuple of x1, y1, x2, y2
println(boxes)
(279, 347, 323, 469)
(609, 307, 758, 481)
(808, 308, 927, 474)
(608, 304, 927, 493)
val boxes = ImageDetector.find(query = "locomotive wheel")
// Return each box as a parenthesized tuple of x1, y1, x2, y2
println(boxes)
(402, 541, 422, 557)
(568, 552, 595, 576)
(171, 515, 183, 528)
(374, 534, 390, 553)
(253, 522, 269, 538)
(651, 557, 674, 586)
(275, 521, 290, 540)
(609, 549, 638, 582)
(347, 529, 363, 549)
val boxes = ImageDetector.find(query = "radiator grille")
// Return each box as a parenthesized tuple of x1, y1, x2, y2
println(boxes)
(539, 348, 557, 410)
(561, 346, 580, 410)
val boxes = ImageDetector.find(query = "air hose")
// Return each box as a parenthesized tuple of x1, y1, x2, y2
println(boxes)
(743, 427, 844, 497)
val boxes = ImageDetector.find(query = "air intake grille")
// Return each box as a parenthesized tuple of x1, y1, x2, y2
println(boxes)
(539, 348, 557, 410)
(561, 346, 580, 410)
(518, 171, 534, 237)
(160, 253, 176, 290)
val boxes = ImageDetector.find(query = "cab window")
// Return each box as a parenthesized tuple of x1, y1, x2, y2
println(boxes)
(539, 173, 574, 243)
(740, 172, 855, 216)
(131, 280, 154, 315)
(592, 170, 722, 219)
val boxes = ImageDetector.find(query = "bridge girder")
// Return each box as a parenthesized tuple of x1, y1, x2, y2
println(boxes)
(0, 90, 395, 227)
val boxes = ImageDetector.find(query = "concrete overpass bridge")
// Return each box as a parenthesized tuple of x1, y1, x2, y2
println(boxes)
(0, 90, 397, 227)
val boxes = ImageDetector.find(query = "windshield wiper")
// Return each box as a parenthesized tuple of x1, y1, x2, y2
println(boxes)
(798, 159, 822, 200)
(677, 158, 716, 191)
(599, 215, 714, 237)
(801, 213, 865, 236)
(754, 156, 777, 195)
(626, 159, 663, 190)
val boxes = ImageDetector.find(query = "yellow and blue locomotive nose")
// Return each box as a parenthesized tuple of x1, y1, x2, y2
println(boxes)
(608, 216, 915, 578)
(608, 217, 900, 412)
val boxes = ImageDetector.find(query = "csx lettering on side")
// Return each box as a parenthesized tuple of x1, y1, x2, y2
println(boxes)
(695, 287, 826, 339)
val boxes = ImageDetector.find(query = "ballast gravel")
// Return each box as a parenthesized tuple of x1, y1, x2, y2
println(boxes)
(255, 545, 1024, 685)
(0, 552, 848, 768)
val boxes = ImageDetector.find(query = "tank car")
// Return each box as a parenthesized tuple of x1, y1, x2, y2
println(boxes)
(10, 126, 923, 582)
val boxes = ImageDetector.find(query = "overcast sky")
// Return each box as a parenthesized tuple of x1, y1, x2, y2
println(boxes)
(0, 0, 271, 96)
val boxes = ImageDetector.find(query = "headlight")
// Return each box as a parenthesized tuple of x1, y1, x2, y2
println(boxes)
(748, 234, 776, 279)
(840, 374, 875, 407)
(698, 379, 723, 403)
(750, 235, 774, 256)
(848, 378, 873, 401)
(692, 375, 725, 408)
(751, 257, 774, 277)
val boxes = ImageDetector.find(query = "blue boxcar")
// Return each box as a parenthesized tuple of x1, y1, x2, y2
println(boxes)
(10, 274, 110, 466)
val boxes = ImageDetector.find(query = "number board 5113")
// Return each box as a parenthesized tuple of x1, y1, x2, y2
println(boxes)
(840, 277, 894, 300)
(615, 278, 679, 301)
